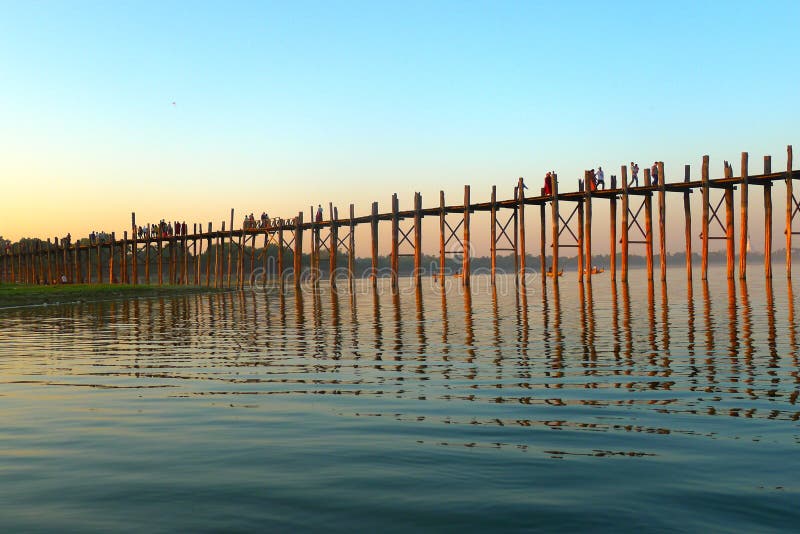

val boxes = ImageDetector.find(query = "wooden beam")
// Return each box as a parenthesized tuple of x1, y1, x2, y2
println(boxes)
(490, 185, 497, 286)
(330, 203, 338, 288)
(725, 183, 735, 280)
(658, 161, 666, 282)
(414, 193, 422, 288)
(764, 156, 773, 279)
(439, 191, 446, 285)
(463, 185, 471, 287)
(294, 211, 304, 287)
(787, 145, 793, 279)
(540, 202, 547, 285)
(609, 175, 617, 282)
(371, 202, 378, 288)
(684, 165, 692, 282)
(584, 170, 593, 282)
(550, 173, 559, 283)
(391, 193, 399, 290)
(348, 204, 355, 287)
(517, 178, 526, 285)
(645, 193, 653, 282)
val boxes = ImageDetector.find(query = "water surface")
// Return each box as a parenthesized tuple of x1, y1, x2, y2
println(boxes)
(1, 266, 798, 532)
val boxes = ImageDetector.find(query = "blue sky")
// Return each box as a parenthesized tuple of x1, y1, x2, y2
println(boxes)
(1, 1, 798, 253)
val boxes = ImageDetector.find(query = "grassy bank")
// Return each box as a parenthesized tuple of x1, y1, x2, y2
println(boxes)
(0, 283, 227, 309)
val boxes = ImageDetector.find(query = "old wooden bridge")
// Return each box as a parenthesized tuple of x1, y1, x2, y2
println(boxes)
(3, 146, 799, 290)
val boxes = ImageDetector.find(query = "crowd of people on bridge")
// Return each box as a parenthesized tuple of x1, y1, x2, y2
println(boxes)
(136, 220, 187, 239)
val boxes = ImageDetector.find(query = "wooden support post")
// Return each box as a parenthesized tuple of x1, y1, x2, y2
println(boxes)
(169, 234, 176, 284)
(312, 214, 321, 285)
(584, 171, 593, 282)
(277, 221, 285, 283)
(294, 212, 304, 287)
(370, 202, 378, 288)
(739, 152, 749, 279)
(330, 203, 338, 287)
(439, 192, 446, 284)
(237, 232, 244, 289)
(610, 175, 617, 282)
(348, 204, 355, 286)
(216, 222, 224, 288)
(658, 161, 666, 282)
(131, 213, 137, 286)
(540, 203, 547, 285)
(550, 174, 560, 283)
(644, 192, 654, 282)
(786, 145, 793, 279)
(684, 165, 693, 282)
(621, 166, 629, 282)
(109, 232, 116, 283)
(764, 156, 773, 279)
(725, 184, 735, 280)
(517, 178, 526, 285)
(156, 234, 162, 286)
(391, 193, 399, 290)
(46, 239, 53, 283)
(413, 193, 422, 287)
(577, 193, 584, 283)
(97, 237, 103, 284)
(205, 223, 212, 287)
(490, 185, 497, 286)
(32, 241, 40, 284)
(463, 185, 471, 287)
(122, 231, 128, 284)
(194, 226, 199, 285)
(227, 209, 234, 288)
(701, 155, 710, 280)
(184, 228, 191, 285)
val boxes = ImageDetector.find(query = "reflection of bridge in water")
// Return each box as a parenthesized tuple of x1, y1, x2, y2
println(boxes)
(4, 145, 800, 290)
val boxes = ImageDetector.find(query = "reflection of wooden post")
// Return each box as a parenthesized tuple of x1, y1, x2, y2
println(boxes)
(658, 161, 666, 282)
(390, 193, 399, 290)
(684, 165, 692, 282)
(786, 145, 793, 279)
(739, 152, 749, 279)
(550, 174, 559, 283)
(463, 185, 471, 287)
(517, 178, 526, 284)
(490, 185, 497, 286)
(764, 156, 773, 279)
(584, 171, 593, 282)
(370, 202, 378, 287)
(621, 166, 629, 282)
(610, 175, 617, 282)
(439, 191, 446, 284)
(330, 203, 338, 287)
(348, 204, 355, 285)
(701, 155, 710, 281)
(413, 193, 422, 287)
(294, 212, 303, 287)
(644, 192, 653, 282)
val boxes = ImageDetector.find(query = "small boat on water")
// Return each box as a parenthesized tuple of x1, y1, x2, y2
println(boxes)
(546, 269, 564, 278)
(583, 266, 605, 274)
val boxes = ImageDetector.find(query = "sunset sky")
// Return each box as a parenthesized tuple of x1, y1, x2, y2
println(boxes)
(1, 1, 798, 256)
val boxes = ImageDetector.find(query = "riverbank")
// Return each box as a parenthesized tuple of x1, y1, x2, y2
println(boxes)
(0, 283, 227, 309)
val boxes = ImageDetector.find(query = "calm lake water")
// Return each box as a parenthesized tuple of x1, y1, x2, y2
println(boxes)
(1, 266, 798, 532)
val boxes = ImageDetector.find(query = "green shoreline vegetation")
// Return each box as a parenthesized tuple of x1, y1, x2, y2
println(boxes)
(0, 283, 227, 309)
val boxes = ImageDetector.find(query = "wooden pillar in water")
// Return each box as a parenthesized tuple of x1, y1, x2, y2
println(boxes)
(144, 235, 150, 285)
(463, 185, 471, 287)
(370, 202, 379, 288)
(550, 174, 560, 283)
(276, 221, 284, 283)
(205, 223, 212, 287)
(131, 213, 138, 286)
(236, 232, 244, 289)
(657, 161, 666, 282)
(46, 239, 53, 283)
(584, 171, 593, 282)
(184, 229, 191, 285)
(390, 193, 399, 290)
(684, 165, 693, 282)
(764, 156, 773, 279)
(540, 203, 547, 284)
(490, 186, 497, 286)
(610, 175, 617, 282)
(348, 204, 355, 286)
(701, 155, 710, 280)
(330, 203, 338, 287)
(641, 167, 653, 282)
(577, 189, 584, 283)
(294, 212, 304, 287)
(122, 231, 128, 284)
(621, 166, 629, 282)
(157, 234, 163, 286)
(722, 162, 735, 280)
(109, 232, 116, 283)
(739, 152, 749, 279)
(413, 193, 422, 288)
(194, 225, 200, 285)
(227, 209, 234, 289)
(517, 178, 526, 285)
(215, 222, 224, 288)
(97, 237, 103, 284)
(786, 145, 793, 279)
(439, 192, 446, 284)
